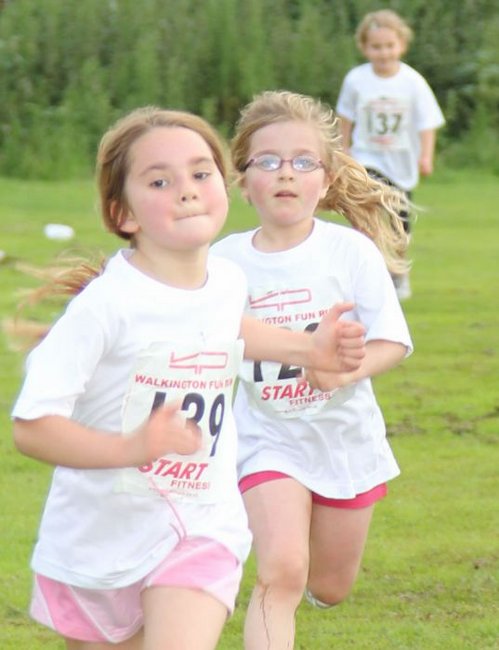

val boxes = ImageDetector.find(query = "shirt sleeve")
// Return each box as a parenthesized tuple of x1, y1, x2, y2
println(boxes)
(351, 238, 413, 356)
(336, 72, 357, 122)
(414, 74, 445, 132)
(11, 299, 111, 420)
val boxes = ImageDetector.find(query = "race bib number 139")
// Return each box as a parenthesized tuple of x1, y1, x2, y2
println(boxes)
(115, 340, 243, 503)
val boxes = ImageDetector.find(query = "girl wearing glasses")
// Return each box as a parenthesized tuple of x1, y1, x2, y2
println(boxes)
(212, 90, 413, 650)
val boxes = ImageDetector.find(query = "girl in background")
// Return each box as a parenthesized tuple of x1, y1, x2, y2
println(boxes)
(213, 90, 413, 650)
(336, 9, 445, 300)
(11, 106, 365, 650)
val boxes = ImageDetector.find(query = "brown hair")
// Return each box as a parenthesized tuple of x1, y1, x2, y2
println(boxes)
(355, 10, 413, 52)
(231, 90, 410, 273)
(98, 106, 229, 239)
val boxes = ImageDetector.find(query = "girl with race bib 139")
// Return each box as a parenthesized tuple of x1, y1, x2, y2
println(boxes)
(11, 106, 366, 650)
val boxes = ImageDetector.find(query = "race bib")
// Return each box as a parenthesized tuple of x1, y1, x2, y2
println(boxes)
(357, 95, 410, 151)
(239, 278, 355, 418)
(115, 340, 244, 503)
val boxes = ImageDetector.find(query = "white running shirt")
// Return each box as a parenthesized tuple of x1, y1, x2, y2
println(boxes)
(212, 219, 413, 498)
(336, 62, 445, 190)
(12, 250, 252, 588)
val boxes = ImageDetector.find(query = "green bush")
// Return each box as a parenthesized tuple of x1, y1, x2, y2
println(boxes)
(0, 0, 498, 178)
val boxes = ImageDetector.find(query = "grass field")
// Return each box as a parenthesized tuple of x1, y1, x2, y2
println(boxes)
(0, 169, 498, 649)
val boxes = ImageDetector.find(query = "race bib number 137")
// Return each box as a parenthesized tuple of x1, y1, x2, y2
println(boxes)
(358, 95, 410, 151)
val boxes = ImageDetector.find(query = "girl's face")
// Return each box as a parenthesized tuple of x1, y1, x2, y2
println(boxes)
(120, 126, 228, 253)
(362, 27, 405, 77)
(242, 120, 329, 235)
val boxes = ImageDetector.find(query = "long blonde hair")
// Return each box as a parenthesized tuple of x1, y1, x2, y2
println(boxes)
(231, 90, 410, 273)
(8, 106, 230, 347)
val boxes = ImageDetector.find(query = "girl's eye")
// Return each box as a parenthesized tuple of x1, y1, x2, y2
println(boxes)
(194, 171, 211, 180)
(151, 179, 170, 188)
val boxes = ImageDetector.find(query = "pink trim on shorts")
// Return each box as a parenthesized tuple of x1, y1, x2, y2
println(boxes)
(239, 471, 387, 509)
(30, 536, 241, 643)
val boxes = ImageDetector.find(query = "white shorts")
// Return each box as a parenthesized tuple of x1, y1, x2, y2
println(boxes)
(30, 536, 242, 643)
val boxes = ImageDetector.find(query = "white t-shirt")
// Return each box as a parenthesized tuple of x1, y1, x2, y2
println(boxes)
(212, 218, 413, 498)
(336, 62, 445, 190)
(12, 250, 252, 589)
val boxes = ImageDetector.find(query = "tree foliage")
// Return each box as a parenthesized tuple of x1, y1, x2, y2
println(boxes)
(0, 0, 497, 178)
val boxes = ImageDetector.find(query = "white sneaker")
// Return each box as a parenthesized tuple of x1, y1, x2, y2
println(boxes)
(304, 588, 333, 609)
(393, 273, 412, 301)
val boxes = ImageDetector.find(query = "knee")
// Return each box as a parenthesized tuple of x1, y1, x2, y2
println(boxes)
(257, 549, 309, 596)
(306, 574, 355, 608)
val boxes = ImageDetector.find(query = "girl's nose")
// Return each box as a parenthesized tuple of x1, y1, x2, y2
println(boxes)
(180, 187, 198, 202)
(279, 160, 295, 179)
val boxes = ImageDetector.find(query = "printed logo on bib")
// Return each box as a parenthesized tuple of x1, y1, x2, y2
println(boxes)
(116, 340, 244, 503)
(240, 279, 355, 418)
(249, 288, 312, 312)
(358, 95, 410, 151)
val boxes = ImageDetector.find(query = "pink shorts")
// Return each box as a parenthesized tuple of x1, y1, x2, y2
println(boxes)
(239, 471, 387, 509)
(30, 536, 242, 643)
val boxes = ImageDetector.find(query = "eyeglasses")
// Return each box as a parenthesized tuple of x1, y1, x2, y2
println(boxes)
(243, 154, 324, 173)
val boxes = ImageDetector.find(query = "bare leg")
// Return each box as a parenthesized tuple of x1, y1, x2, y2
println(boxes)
(307, 504, 374, 605)
(142, 586, 227, 650)
(243, 478, 312, 650)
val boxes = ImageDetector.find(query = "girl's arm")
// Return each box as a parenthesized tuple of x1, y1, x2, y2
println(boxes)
(240, 302, 366, 373)
(419, 128, 437, 176)
(13, 403, 201, 469)
(339, 117, 354, 155)
(304, 339, 407, 391)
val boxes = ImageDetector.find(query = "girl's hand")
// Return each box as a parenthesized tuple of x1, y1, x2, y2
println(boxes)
(310, 302, 366, 373)
(301, 368, 348, 392)
(419, 155, 433, 176)
(127, 401, 202, 466)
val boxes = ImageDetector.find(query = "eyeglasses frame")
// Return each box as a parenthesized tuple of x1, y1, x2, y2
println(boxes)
(243, 154, 324, 173)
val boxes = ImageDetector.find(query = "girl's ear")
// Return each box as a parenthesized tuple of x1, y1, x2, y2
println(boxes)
(241, 188, 252, 205)
(111, 201, 139, 235)
(239, 179, 252, 205)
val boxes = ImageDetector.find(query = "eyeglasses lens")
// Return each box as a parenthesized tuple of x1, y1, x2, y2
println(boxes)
(248, 154, 321, 172)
